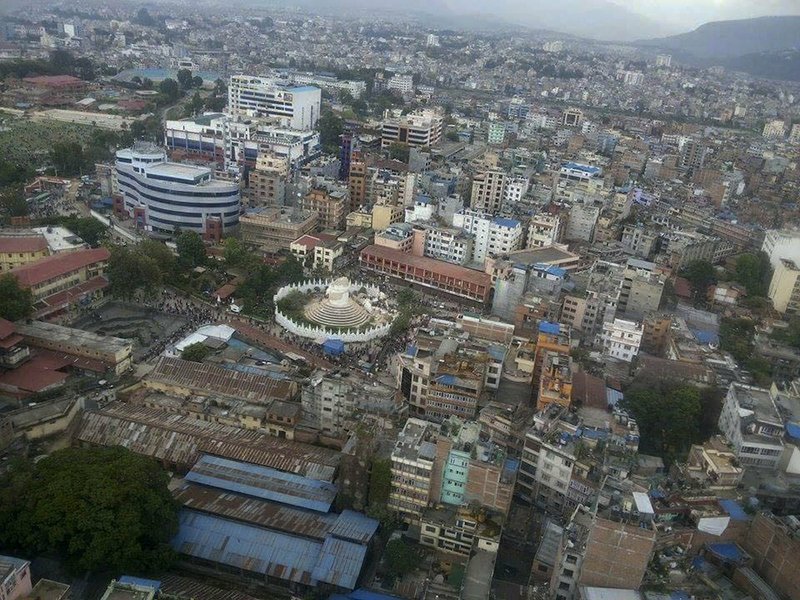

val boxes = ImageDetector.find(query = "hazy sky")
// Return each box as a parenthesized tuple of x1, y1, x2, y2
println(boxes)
(610, 0, 800, 29)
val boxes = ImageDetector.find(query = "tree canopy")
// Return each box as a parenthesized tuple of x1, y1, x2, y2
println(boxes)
(384, 539, 419, 581)
(0, 274, 33, 322)
(159, 78, 180, 102)
(317, 110, 343, 154)
(181, 342, 210, 362)
(681, 259, 715, 301)
(622, 379, 704, 464)
(0, 447, 178, 574)
(108, 245, 163, 300)
(176, 230, 207, 268)
(732, 252, 771, 298)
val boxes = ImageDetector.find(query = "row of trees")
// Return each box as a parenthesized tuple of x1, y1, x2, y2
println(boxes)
(681, 252, 773, 304)
(0, 447, 177, 574)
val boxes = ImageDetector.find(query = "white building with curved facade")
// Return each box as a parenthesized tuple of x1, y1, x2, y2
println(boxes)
(115, 144, 240, 237)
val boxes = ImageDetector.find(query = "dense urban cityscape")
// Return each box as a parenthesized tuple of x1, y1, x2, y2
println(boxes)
(1, 1, 800, 600)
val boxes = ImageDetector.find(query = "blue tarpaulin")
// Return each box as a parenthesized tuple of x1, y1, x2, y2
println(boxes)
(786, 421, 800, 440)
(539, 321, 560, 335)
(323, 339, 345, 356)
(118, 576, 161, 590)
(707, 542, 745, 563)
(719, 499, 750, 522)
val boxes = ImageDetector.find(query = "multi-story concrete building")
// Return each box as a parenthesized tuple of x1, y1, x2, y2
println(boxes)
(718, 383, 785, 470)
(246, 152, 289, 207)
(301, 181, 348, 230)
(618, 258, 664, 319)
(601, 318, 643, 363)
(453, 210, 523, 265)
(0, 555, 32, 600)
(769, 258, 800, 314)
(227, 75, 321, 130)
(301, 370, 395, 437)
(763, 119, 787, 140)
(565, 202, 600, 243)
(240, 207, 318, 253)
(0, 235, 49, 272)
(418, 224, 473, 265)
(527, 213, 563, 248)
(389, 418, 439, 522)
(115, 144, 240, 237)
(386, 74, 414, 94)
(380, 109, 442, 149)
(487, 121, 506, 145)
(502, 177, 529, 212)
(470, 169, 507, 215)
(621, 223, 658, 259)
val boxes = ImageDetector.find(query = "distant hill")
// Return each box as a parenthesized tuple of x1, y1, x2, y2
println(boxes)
(722, 49, 800, 82)
(637, 16, 800, 60)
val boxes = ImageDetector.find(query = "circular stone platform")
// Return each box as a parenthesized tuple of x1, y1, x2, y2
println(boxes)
(304, 277, 371, 328)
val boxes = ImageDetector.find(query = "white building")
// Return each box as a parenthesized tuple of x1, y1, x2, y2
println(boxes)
(228, 75, 321, 130)
(115, 144, 240, 236)
(790, 124, 800, 145)
(381, 109, 443, 149)
(543, 40, 564, 53)
(426, 34, 440, 47)
(453, 209, 523, 265)
(487, 121, 506, 145)
(763, 119, 787, 140)
(763, 229, 800, 270)
(655, 54, 672, 67)
(502, 177, 529, 211)
(601, 318, 643, 363)
(422, 225, 473, 265)
(527, 213, 562, 248)
(405, 196, 437, 223)
(718, 384, 785, 470)
(387, 74, 415, 94)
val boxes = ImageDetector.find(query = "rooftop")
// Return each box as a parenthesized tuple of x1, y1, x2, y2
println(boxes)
(0, 235, 48, 254)
(15, 320, 131, 356)
(187, 454, 337, 513)
(10, 247, 110, 288)
(361, 245, 492, 288)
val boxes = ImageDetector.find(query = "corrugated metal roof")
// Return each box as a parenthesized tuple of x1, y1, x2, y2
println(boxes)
(174, 482, 337, 540)
(75, 403, 339, 478)
(187, 454, 337, 513)
(159, 574, 260, 600)
(172, 510, 369, 590)
(173, 510, 320, 585)
(312, 536, 367, 590)
(328, 510, 379, 544)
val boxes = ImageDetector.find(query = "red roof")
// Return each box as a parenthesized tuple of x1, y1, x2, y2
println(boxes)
(0, 318, 15, 340)
(11, 247, 110, 288)
(360, 244, 492, 288)
(674, 276, 692, 299)
(34, 275, 108, 318)
(23, 75, 85, 87)
(0, 236, 48, 254)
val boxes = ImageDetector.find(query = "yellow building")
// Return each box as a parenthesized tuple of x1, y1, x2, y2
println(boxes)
(371, 203, 404, 232)
(0, 235, 49, 272)
(240, 207, 318, 253)
(346, 209, 373, 229)
(768, 258, 800, 314)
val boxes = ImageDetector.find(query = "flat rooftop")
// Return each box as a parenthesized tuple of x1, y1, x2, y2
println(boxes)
(15, 320, 131, 355)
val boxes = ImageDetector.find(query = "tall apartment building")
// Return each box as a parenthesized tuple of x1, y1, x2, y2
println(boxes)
(453, 209, 523, 265)
(239, 207, 318, 252)
(487, 121, 506, 145)
(565, 203, 600, 242)
(601, 318, 643, 363)
(386, 74, 414, 94)
(388, 418, 439, 522)
(301, 180, 349, 230)
(718, 383, 785, 470)
(527, 213, 563, 248)
(417, 224, 473, 265)
(115, 144, 240, 237)
(621, 223, 658, 258)
(227, 75, 321, 130)
(763, 119, 787, 140)
(301, 370, 396, 437)
(502, 177, 529, 212)
(768, 258, 800, 314)
(531, 322, 572, 410)
(679, 139, 707, 174)
(246, 152, 289, 207)
(380, 109, 443, 149)
(470, 169, 507, 215)
(790, 124, 800, 145)
(655, 54, 672, 67)
(617, 258, 664, 319)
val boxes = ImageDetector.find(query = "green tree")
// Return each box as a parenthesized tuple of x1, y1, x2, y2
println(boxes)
(0, 447, 178, 574)
(719, 317, 755, 363)
(733, 252, 771, 297)
(107, 246, 162, 299)
(181, 342, 210, 362)
(0, 274, 33, 321)
(317, 110, 343, 154)
(176, 230, 207, 268)
(176, 68, 193, 90)
(191, 75, 204, 89)
(50, 141, 86, 176)
(159, 77, 180, 102)
(623, 379, 702, 464)
(681, 260, 715, 301)
(388, 142, 410, 163)
(57, 216, 107, 247)
(384, 539, 419, 580)
(185, 91, 204, 117)
(0, 185, 28, 219)
(223, 237, 249, 268)
(368, 458, 392, 506)
(138, 239, 177, 276)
